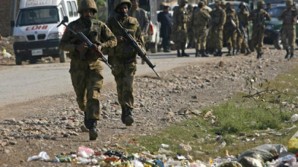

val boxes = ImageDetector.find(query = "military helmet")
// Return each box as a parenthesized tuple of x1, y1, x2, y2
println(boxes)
(78, 0, 98, 13)
(215, 0, 225, 5)
(178, 0, 188, 5)
(257, 0, 265, 8)
(113, 0, 132, 11)
(198, 0, 205, 6)
(286, 0, 293, 6)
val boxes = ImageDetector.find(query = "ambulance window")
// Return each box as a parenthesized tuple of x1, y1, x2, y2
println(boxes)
(71, 1, 78, 17)
(67, 2, 74, 17)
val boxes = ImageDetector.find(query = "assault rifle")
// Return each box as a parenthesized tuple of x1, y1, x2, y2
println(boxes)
(113, 18, 160, 78)
(57, 17, 111, 69)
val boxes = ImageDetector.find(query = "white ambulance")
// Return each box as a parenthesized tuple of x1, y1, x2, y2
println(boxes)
(11, 0, 80, 65)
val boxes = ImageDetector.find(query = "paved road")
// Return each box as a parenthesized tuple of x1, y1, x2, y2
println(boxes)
(0, 49, 209, 107)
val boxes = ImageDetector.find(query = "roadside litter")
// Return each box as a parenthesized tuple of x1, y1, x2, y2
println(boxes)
(26, 143, 298, 166)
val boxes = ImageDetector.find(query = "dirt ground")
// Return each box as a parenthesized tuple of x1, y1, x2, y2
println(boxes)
(0, 47, 297, 166)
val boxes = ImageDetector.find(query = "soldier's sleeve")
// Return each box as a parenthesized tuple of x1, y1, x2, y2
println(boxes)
(135, 22, 145, 47)
(235, 13, 239, 27)
(219, 10, 226, 27)
(100, 23, 117, 49)
(59, 25, 76, 52)
(265, 10, 271, 21)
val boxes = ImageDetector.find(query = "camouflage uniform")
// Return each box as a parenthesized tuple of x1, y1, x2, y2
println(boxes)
(173, 0, 189, 57)
(59, 0, 117, 140)
(210, 0, 226, 56)
(224, 3, 239, 56)
(279, 0, 298, 59)
(192, 1, 211, 57)
(187, 4, 195, 48)
(237, 3, 251, 55)
(249, 0, 271, 59)
(106, 0, 144, 126)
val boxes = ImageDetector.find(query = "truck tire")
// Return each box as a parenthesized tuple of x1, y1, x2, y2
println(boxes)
(150, 41, 157, 53)
(15, 54, 22, 65)
(59, 51, 66, 63)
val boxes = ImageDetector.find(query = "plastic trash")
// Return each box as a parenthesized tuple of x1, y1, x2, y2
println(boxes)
(27, 151, 50, 162)
(55, 154, 72, 163)
(237, 144, 287, 166)
(290, 114, 298, 123)
(288, 131, 298, 153)
(218, 161, 243, 167)
(133, 159, 144, 167)
(77, 146, 94, 158)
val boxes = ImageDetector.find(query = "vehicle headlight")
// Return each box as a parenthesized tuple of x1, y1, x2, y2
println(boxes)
(14, 36, 26, 42)
(266, 25, 273, 30)
(48, 32, 62, 39)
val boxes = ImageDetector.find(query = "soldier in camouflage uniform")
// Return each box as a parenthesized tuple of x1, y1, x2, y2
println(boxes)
(237, 2, 251, 55)
(129, 0, 149, 64)
(224, 2, 239, 56)
(187, 4, 195, 48)
(279, 0, 298, 59)
(210, 0, 226, 56)
(106, 0, 144, 126)
(59, 0, 117, 140)
(192, 0, 211, 57)
(173, 0, 189, 57)
(249, 0, 271, 59)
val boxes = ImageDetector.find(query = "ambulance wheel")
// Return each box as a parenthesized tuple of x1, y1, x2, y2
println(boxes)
(59, 51, 66, 63)
(15, 55, 22, 65)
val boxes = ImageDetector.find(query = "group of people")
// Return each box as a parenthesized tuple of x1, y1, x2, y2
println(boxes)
(59, 0, 297, 141)
(60, 0, 144, 140)
(158, 0, 297, 60)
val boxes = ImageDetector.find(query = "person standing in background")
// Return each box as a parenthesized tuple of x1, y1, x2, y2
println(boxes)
(158, 3, 172, 52)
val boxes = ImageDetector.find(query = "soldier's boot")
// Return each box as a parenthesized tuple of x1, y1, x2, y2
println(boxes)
(290, 52, 294, 59)
(285, 49, 290, 59)
(201, 49, 209, 57)
(232, 49, 237, 55)
(177, 50, 182, 57)
(226, 49, 232, 56)
(182, 50, 190, 57)
(245, 48, 251, 55)
(84, 119, 98, 141)
(121, 107, 134, 126)
(257, 52, 263, 59)
(216, 50, 222, 57)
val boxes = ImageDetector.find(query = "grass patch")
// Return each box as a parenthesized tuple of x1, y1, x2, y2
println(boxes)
(124, 65, 298, 161)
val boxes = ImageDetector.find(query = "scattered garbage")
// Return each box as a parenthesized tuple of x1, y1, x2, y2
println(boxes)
(27, 151, 50, 162)
(26, 143, 298, 166)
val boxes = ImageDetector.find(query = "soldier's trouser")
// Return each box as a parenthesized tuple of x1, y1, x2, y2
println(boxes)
(174, 29, 187, 50)
(70, 60, 103, 120)
(237, 27, 249, 51)
(195, 28, 208, 51)
(214, 28, 223, 51)
(282, 25, 296, 54)
(224, 29, 237, 51)
(112, 62, 136, 110)
(251, 27, 265, 54)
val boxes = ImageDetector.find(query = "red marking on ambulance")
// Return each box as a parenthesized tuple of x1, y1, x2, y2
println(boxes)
(25, 25, 48, 31)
